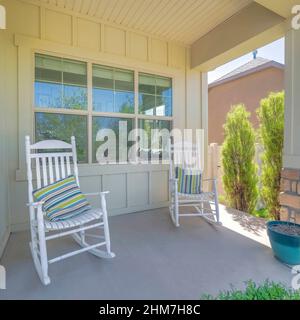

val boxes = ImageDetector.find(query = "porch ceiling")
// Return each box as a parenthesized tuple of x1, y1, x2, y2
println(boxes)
(22, 0, 252, 45)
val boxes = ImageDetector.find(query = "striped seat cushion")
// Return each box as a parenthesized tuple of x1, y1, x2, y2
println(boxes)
(175, 166, 202, 194)
(32, 175, 91, 222)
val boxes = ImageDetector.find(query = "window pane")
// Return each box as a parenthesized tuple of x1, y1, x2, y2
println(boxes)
(93, 65, 114, 89)
(156, 77, 172, 96)
(92, 64, 134, 113)
(92, 117, 133, 163)
(139, 74, 155, 94)
(155, 95, 172, 116)
(138, 119, 172, 160)
(115, 69, 134, 91)
(63, 85, 87, 110)
(35, 112, 88, 163)
(35, 82, 62, 109)
(138, 73, 172, 116)
(35, 67, 62, 83)
(139, 94, 155, 115)
(35, 54, 62, 83)
(115, 91, 134, 113)
(93, 88, 114, 112)
(35, 54, 87, 110)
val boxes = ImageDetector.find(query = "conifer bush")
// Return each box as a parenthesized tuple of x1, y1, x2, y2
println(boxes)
(257, 92, 284, 220)
(222, 104, 258, 214)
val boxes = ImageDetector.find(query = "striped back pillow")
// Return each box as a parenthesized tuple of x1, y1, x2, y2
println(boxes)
(175, 166, 202, 194)
(32, 175, 91, 221)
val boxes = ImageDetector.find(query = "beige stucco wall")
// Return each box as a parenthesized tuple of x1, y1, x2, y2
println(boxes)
(0, 30, 11, 256)
(208, 66, 284, 144)
(0, 0, 206, 243)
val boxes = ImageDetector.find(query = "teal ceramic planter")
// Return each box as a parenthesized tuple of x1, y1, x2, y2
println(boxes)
(267, 221, 300, 265)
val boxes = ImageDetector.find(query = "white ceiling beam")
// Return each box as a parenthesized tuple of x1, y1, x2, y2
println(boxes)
(190, 3, 285, 70)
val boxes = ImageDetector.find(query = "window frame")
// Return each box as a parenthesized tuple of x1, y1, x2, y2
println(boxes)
(33, 51, 173, 165)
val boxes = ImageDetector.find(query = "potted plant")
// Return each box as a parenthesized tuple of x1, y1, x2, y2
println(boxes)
(267, 221, 300, 265)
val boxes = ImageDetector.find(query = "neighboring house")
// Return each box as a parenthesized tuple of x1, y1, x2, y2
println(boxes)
(208, 56, 284, 144)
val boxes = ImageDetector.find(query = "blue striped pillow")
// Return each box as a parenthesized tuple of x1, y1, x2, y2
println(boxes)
(32, 175, 91, 221)
(175, 166, 202, 194)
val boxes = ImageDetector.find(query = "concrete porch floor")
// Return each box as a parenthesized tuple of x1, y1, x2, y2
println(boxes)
(0, 205, 292, 299)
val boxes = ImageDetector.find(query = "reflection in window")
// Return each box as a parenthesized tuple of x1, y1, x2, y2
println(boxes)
(138, 119, 172, 160)
(34, 54, 174, 164)
(139, 74, 172, 117)
(35, 54, 87, 110)
(92, 117, 134, 163)
(35, 112, 88, 163)
(93, 65, 134, 113)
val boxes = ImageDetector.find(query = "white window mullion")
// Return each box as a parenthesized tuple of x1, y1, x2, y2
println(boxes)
(134, 69, 139, 162)
(87, 62, 93, 165)
(134, 69, 139, 118)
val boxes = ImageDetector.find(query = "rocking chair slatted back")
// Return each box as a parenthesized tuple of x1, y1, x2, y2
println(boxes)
(169, 139, 203, 181)
(25, 136, 79, 204)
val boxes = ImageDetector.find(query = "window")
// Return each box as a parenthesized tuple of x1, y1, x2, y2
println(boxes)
(93, 65, 134, 113)
(34, 54, 173, 164)
(34, 54, 88, 162)
(139, 73, 172, 116)
(35, 113, 88, 162)
(138, 119, 172, 160)
(92, 117, 134, 163)
(35, 54, 87, 110)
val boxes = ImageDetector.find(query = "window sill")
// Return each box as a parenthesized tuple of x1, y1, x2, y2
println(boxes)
(15, 162, 170, 182)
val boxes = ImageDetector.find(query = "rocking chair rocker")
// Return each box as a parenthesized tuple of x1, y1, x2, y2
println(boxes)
(25, 136, 115, 285)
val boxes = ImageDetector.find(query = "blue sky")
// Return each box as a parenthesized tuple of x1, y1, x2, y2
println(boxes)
(208, 37, 285, 84)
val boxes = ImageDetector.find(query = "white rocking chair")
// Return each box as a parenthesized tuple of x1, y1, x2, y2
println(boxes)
(169, 140, 221, 227)
(25, 136, 115, 285)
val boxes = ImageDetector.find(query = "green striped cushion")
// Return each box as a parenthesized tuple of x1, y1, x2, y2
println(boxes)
(175, 166, 202, 194)
(32, 175, 91, 221)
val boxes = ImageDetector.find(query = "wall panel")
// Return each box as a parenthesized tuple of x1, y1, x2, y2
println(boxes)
(127, 172, 149, 207)
(104, 26, 126, 56)
(150, 38, 168, 65)
(102, 174, 127, 210)
(45, 9, 72, 45)
(77, 18, 100, 51)
(151, 171, 169, 203)
(129, 32, 148, 61)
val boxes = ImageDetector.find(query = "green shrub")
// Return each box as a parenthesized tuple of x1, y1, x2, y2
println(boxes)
(253, 208, 270, 219)
(257, 92, 284, 220)
(203, 280, 300, 300)
(222, 104, 258, 215)
(218, 194, 227, 206)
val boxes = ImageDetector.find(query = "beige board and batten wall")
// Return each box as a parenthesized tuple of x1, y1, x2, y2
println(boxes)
(0, 0, 206, 233)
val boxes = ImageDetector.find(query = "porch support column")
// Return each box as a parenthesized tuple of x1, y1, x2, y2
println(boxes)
(280, 26, 300, 223)
(185, 69, 208, 177)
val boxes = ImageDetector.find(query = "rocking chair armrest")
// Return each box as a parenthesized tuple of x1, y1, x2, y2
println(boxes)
(27, 201, 44, 208)
(84, 191, 110, 197)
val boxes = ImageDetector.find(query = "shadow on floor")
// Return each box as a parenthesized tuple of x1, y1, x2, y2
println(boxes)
(223, 206, 267, 236)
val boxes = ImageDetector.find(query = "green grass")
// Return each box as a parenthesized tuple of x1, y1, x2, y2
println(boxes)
(202, 280, 300, 300)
